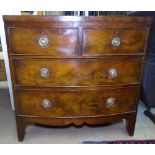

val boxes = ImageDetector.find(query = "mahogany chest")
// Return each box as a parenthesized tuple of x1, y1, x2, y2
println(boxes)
(3, 16, 152, 141)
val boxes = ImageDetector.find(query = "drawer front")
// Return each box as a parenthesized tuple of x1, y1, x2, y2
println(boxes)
(82, 29, 147, 55)
(9, 28, 78, 55)
(16, 86, 139, 117)
(13, 58, 142, 86)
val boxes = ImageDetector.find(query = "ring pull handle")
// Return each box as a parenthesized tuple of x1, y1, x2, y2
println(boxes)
(38, 36, 49, 47)
(111, 32, 121, 47)
(40, 68, 50, 78)
(42, 99, 52, 108)
(108, 68, 118, 78)
(106, 97, 115, 106)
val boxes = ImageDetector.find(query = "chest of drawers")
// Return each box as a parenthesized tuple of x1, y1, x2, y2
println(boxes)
(3, 16, 152, 141)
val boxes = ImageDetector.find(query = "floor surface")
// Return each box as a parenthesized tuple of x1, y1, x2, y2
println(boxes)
(0, 89, 155, 144)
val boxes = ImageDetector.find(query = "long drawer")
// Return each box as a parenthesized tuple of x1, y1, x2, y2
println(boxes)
(13, 57, 142, 86)
(16, 86, 139, 117)
(9, 28, 79, 55)
(83, 29, 147, 55)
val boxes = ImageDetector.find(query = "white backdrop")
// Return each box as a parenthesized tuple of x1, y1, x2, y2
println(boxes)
(0, 11, 21, 110)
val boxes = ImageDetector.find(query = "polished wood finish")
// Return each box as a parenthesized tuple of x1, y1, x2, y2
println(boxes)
(16, 86, 139, 116)
(19, 111, 136, 127)
(83, 29, 147, 55)
(3, 16, 152, 25)
(3, 16, 152, 141)
(15, 115, 25, 141)
(9, 28, 78, 55)
(13, 57, 142, 86)
(125, 112, 137, 136)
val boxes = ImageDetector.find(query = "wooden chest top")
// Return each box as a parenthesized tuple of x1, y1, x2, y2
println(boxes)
(4, 16, 152, 56)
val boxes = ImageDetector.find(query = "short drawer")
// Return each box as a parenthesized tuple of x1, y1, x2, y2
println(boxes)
(13, 57, 142, 86)
(16, 86, 139, 117)
(9, 28, 79, 55)
(82, 29, 147, 55)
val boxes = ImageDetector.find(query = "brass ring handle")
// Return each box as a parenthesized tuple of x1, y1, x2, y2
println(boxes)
(42, 99, 52, 108)
(108, 68, 118, 78)
(40, 68, 50, 78)
(39, 36, 49, 47)
(106, 97, 115, 106)
(111, 32, 121, 47)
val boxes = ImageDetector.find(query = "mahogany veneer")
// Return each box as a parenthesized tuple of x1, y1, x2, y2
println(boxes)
(3, 16, 152, 141)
